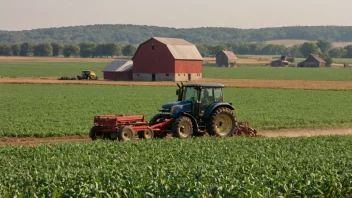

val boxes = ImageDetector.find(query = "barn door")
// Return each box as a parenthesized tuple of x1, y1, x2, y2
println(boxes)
(152, 73, 156, 81)
(188, 74, 191, 81)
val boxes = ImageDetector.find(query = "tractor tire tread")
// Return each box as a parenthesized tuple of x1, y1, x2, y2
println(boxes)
(172, 116, 193, 139)
(207, 107, 236, 137)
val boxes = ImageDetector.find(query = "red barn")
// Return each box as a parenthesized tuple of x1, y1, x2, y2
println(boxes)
(102, 59, 133, 81)
(132, 37, 203, 81)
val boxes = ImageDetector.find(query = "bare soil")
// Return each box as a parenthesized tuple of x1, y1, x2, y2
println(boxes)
(1, 77, 352, 90)
(0, 128, 351, 146)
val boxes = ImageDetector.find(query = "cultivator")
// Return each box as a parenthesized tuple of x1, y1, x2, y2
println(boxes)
(90, 83, 261, 142)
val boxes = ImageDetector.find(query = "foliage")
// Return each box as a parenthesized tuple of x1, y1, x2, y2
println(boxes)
(33, 43, 53, 56)
(344, 45, 352, 58)
(10, 44, 20, 56)
(62, 44, 80, 57)
(286, 57, 295, 63)
(2, 24, 352, 44)
(1, 136, 352, 197)
(50, 42, 64, 56)
(329, 47, 347, 58)
(20, 42, 34, 56)
(78, 42, 96, 58)
(316, 39, 333, 52)
(318, 52, 333, 66)
(95, 43, 122, 57)
(0, 44, 12, 56)
(122, 44, 137, 56)
(0, 84, 352, 137)
(300, 42, 320, 57)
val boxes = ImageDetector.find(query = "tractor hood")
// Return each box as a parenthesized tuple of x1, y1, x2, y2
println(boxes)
(162, 100, 190, 109)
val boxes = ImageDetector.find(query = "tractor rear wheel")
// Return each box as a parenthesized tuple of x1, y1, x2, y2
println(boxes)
(207, 107, 236, 137)
(172, 116, 193, 139)
(89, 126, 97, 141)
(117, 126, 135, 141)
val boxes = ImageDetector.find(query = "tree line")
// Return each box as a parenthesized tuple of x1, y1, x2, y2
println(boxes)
(0, 40, 351, 65)
(2, 24, 352, 44)
(0, 42, 137, 58)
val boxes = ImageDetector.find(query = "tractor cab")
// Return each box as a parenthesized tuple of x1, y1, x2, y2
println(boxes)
(160, 83, 227, 119)
(77, 70, 98, 80)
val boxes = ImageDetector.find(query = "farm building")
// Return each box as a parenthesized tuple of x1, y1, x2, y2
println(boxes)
(102, 59, 133, 81)
(270, 55, 290, 67)
(215, 50, 237, 67)
(297, 54, 326, 67)
(132, 37, 203, 81)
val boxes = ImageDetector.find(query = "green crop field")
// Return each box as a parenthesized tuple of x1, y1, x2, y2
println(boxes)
(0, 62, 107, 78)
(202, 66, 352, 81)
(1, 84, 352, 138)
(1, 136, 352, 197)
(2, 61, 352, 81)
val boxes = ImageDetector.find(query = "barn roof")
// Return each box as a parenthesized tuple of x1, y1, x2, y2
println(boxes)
(310, 54, 326, 63)
(219, 50, 237, 60)
(133, 37, 203, 61)
(102, 59, 133, 72)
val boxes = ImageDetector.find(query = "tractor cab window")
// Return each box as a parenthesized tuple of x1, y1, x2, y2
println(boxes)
(183, 87, 199, 103)
(200, 88, 215, 106)
(213, 88, 224, 102)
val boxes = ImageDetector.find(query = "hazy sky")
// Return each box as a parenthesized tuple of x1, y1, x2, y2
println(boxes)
(0, 0, 351, 31)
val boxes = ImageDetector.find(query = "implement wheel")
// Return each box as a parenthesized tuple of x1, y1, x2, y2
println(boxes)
(172, 116, 193, 139)
(207, 107, 236, 137)
(138, 127, 154, 140)
(89, 126, 97, 141)
(117, 126, 135, 141)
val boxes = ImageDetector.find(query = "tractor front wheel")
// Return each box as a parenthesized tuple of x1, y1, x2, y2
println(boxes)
(117, 126, 135, 141)
(172, 116, 193, 139)
(207, 107, 236, 137)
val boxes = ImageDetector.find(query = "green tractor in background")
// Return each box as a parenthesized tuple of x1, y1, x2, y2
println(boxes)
(76, 70, 98, 80)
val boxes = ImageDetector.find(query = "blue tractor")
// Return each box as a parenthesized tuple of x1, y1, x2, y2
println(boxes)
(150, 83, 238, 139)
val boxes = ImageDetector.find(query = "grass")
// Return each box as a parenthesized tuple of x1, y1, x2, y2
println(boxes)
(1, 61, 352, 81)
(0, 62, 107, 78)
(203, 66, 352, 81)
(1, 136, 352, 197)
(1, 84, 352, 137)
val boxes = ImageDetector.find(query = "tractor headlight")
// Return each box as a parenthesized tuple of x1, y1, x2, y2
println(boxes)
(170, 105, 182, 115)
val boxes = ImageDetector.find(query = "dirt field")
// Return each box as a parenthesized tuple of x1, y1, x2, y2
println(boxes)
(1, 128, 351, 146)
(1, 77, 352, 90)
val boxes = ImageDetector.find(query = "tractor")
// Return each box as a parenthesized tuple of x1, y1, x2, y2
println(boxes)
(76, 70, 98, 80)
(90, 83, 257, 141)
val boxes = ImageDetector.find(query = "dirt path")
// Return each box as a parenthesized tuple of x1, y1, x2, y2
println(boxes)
(1, 128, 351, 146)
(1, 77, 352, 90)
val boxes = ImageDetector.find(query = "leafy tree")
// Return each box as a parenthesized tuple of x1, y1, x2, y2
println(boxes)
(196, 44, 209, 57)
(328, 47, 347, 58)
(343, 45, 352, 58)
(122, 44, 137, 56)
(300, 42, 320, 57)
(51, 42, 64, 56)
(78, 42, 96, 58)
(316, 39, 333, 53)
(0, 44, 13, 56)
(33, 43, 53, 56)
(63, 44, 80, 58)
(106, 43, 122, 57)
(11, 44, 21, 56)
(20, 42, 34, 56)
(318, 52, 333, 67)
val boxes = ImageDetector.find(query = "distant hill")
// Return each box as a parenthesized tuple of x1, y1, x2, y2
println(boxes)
(1, 24, 352, 45)
(265, 40, 352, 48)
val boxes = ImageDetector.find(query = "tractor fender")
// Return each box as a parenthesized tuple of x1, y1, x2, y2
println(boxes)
(203, 103, 235, 119)
(179, 112, 199, 132)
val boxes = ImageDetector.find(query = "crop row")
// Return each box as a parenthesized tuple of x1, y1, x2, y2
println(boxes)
(1, 84, 352, 137)
(0, 136, 352, 197)
(1, 61, 352, 81)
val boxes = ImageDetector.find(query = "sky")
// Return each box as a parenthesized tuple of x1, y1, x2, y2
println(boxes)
(0, 0, 351, 31)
